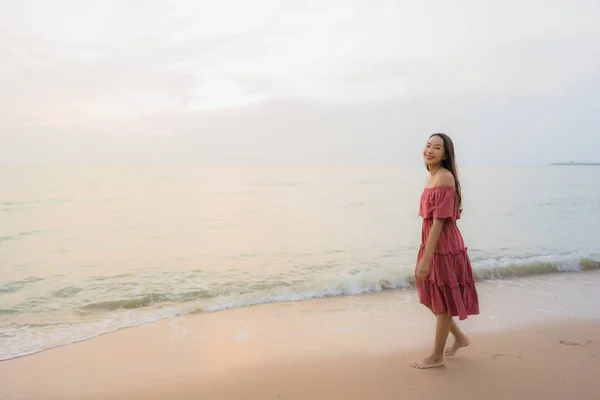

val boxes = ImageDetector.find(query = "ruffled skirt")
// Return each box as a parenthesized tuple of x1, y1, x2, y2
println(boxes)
(415, 220, 480, 320)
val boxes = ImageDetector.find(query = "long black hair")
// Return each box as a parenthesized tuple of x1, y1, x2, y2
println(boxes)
(427, 133, 463, 212)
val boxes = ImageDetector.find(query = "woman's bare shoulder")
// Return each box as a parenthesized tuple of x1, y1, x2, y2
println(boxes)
(428, 169, 455, 187)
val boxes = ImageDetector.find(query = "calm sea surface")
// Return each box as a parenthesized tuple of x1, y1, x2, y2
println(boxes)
(1, 164, 599, 360)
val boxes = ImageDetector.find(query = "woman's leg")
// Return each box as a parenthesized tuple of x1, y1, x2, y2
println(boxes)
(425, 305, 470, 356)
(411, 312, 452, 369)
(444, 321, 470, 356)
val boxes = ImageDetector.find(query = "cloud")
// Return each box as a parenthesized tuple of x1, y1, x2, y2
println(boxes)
(0, 0, 599, 163)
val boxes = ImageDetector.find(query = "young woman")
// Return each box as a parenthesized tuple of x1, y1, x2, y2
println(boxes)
(411, 133, 479, 370)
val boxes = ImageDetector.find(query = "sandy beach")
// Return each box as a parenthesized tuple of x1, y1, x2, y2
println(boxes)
(2, 272, 600, 400)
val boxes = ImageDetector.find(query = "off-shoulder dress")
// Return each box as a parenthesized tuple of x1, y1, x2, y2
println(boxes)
(416, 186, 479, 320)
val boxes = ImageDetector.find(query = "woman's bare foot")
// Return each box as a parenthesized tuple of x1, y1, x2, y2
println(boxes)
(444, 337, 470, 356)
(410, 355, 445, 369)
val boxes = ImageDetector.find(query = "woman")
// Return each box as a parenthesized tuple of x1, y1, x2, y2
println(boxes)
(411, 133, 479, 369)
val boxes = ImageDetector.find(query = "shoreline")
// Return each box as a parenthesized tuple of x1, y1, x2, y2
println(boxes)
(2, 268, 600, 363)
(2, 271, 600, 399)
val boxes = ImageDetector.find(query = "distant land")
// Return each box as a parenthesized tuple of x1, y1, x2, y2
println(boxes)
(550, 161, 600, 166)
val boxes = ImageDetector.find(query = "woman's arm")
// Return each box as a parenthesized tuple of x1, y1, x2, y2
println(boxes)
(421, 218, 445, 263)
(416, 172, 455, 281)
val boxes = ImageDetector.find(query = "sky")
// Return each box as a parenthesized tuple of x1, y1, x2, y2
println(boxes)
(0, 0, 599, 165)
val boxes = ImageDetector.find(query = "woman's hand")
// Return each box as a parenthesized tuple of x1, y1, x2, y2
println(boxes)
(416, 257, 431, 282)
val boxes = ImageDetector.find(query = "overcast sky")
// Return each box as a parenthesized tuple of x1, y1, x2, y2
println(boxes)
(1, 0, 599, 165)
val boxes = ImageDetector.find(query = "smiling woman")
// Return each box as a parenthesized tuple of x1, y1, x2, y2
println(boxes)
(411, 133, 479, 370)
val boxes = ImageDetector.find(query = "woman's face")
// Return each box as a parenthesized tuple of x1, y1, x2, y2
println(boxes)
(423, 135, 446, 167)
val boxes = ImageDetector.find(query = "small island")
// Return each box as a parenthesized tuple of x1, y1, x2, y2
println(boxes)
(550, 161, 600, 166)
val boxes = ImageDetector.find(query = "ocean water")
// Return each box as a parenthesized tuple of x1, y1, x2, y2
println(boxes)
(1, 164, 599, 360)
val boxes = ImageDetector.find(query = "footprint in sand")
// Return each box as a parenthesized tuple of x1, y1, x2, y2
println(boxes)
(559, 340, 596, 347)
(491, 353, 523, 360)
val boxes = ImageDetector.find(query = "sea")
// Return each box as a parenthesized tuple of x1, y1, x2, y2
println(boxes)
(1, 164, 599, 361)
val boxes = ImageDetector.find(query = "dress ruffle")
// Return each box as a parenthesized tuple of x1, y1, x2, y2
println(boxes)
(415, 246, 479, 321)
(419, 185, 461, 220)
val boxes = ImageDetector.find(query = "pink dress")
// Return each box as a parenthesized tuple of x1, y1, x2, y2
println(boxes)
(415, 186, 479, 320)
